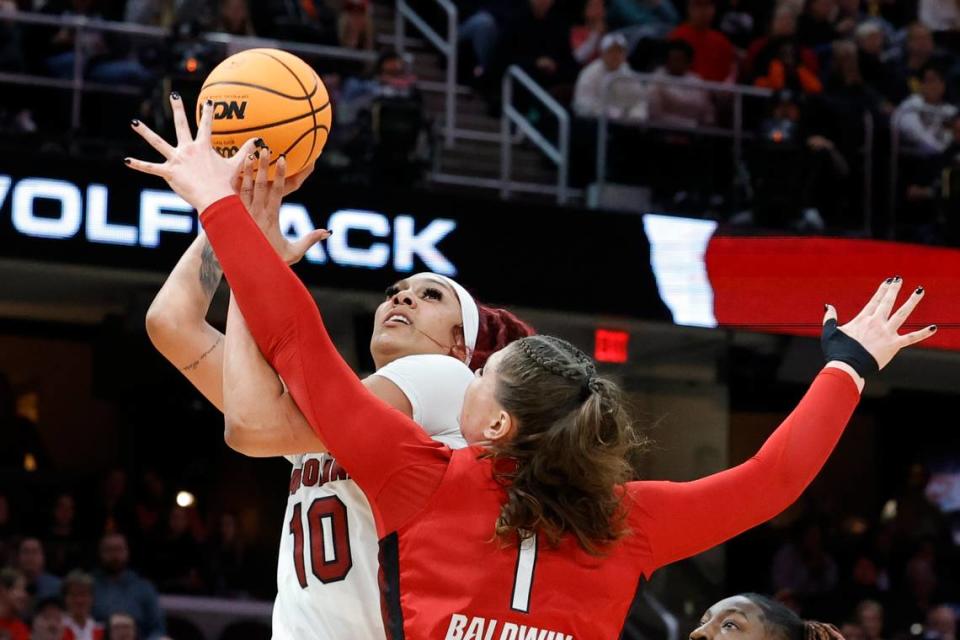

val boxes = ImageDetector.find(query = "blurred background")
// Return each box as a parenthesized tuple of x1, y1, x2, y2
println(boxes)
(1, 0, 960, 639)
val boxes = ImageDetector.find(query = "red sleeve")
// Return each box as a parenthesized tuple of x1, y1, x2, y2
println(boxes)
(628, 367, 860, 575)
(199, 195, 450, 534)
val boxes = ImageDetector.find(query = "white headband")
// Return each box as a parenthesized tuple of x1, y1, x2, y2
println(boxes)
(422, 273, 479, 365)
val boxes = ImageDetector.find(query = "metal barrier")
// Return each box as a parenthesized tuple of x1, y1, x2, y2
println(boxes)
(593, 73, 875, 233)
(0, 10, 377, 130)
(594, 73, 772, 209)
(500, 65, 571, 205)
(888, 102, 955, 239)
(394, 0, 457, 148)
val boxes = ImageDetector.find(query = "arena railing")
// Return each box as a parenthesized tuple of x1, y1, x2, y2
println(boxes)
(888, 102, 955, 239)
(394, 0, 457, 148)
(592, 74, 876, 234)
(0, 11, 377, 131)
(500, 65, 572, 205)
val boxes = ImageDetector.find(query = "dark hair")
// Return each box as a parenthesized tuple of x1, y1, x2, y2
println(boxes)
(740, 593, 846, 640)
(468, 305, 536, 371)
(919, 61, 946, 81)
(667, 39, 695, 61)
(484, 335, 647, 554)
(377, 50, 402, 73)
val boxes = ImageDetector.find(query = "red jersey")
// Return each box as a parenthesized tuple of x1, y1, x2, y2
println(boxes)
(202, 196, 862, 639)
(669, 24, 736, 83)
(0, 617, 29, 640)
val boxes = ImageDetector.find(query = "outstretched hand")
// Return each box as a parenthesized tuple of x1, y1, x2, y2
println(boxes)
(125, 93, 256, 212)
(238, 147, 329, 265)
(824, 277, 936, 373)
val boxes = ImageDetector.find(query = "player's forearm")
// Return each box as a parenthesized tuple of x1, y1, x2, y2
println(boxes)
(223, 295, 328, 457)
(145, 233, 222, 358)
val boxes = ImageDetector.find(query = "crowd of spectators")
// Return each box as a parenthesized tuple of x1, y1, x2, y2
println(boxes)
(2, 0, 960, 233)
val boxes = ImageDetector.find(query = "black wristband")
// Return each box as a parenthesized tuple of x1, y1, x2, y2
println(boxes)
(821, 319, 879, 379)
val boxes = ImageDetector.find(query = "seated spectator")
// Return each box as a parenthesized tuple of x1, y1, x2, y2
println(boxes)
(856, 21, 898, 99)
(886, 23, 951, 103)
(107, 613, 138, 640)
(573, 33, 645, 119)
(44, 493, 84, 576)
(753, 37, 823, 94)
(17, 538, 61, 604)
(925, 604, 957, 640)
(648, 39, 715, 126)
(62, 571, 104, 640)
(894, 63, 958, 155)
(717, 0, 757, 49)
(857, 600, 887, 640)
(744, 5, 820, 85)
(216, 0, 255, 36)
(919, 0, 960, 43)
(607, 0, 680, 49)
(500, 0, 578, 94)
(30, 597, 64, 640)
(459, 0, 516, 80)
(691, 593, 845, 640)
(0, 568, 28, 640)
(42, 0, 152, 87)
(570, 0, 607, 66)
(668, 0, 736, 83)
(338, 0, 373, 51)
(150, 507, 205, 594)
(0, 0, 37, 134)
(797, 0, 850, 49)
(772, 522, 840, 602)
(92, 533, 164, 640)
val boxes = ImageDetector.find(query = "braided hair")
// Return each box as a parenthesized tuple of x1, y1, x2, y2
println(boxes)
(485, 335, 648, 554)
(740, 594, 846, 640)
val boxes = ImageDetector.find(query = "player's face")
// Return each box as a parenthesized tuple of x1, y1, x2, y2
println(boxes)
(370, 274, 466, 369)
(690, 597, 768, 640)
(459, 348, 510, 444)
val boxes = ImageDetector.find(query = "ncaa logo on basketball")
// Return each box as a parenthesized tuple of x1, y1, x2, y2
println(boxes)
(212, 100, 247, 120)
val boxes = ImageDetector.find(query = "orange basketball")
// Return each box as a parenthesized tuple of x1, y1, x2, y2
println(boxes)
(197, 48, 332, 179)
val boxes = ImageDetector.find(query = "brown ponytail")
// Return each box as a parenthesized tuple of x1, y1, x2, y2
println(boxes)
(483, 335, 649, 554)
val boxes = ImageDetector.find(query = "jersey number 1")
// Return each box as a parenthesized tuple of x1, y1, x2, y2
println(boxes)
(510, 532, 538, 613)
(289, 496, 353, 586)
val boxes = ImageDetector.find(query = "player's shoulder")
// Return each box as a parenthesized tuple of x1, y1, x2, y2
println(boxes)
(377, 353, 473, 379)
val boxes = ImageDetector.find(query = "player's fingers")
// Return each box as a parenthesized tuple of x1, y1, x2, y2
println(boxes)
(130, 119, 175, 160)
(267, 154, 287, 213)
(898, 324, 937, 349)
(239, 153, 255, 208)
(197, 98, 214, 144)
(888, 285, 925, 331)
(170, 92, 192, 145)
(123, 157, 168, 178)
(875, 276, 902, 319)
(823, 303, 838, 326)
(853, 279, 892, 322)
(252, 146, 271, 212)
(289, 229, 331, 264)
(283, 161, 315, 196)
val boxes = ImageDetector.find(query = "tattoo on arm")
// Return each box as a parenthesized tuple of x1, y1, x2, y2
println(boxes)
(199, 240, 223, 297)
(182, 335, 223, 372)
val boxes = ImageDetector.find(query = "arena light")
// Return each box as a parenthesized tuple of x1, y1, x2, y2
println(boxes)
(176, 491, 196, 508)
(595, 329, 629, 364)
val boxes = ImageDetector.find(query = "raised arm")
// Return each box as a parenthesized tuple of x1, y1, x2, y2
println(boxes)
(145, 232, 226, 410)
(124, 99, 452, 534)
(631, 280, 935, 574)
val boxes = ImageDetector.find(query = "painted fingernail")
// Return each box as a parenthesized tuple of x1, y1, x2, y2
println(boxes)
(170, 91, 180, 100)
(916, 287, 924, 295)
(253, 150, 259, 159)
(205, 99, 213, 107)
(254, 138, 266, 148)
(279, 153, 286, 159)
(247, 153, 256, 161)
(123, 158, 131, 165)
(885, 277, 893, 284)
(930, 325, 937, 331)
(130, 119, 140, 127)
(894, 275, 902, 282)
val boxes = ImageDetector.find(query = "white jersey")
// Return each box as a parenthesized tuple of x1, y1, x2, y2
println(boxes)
(272, 354, 472, 639)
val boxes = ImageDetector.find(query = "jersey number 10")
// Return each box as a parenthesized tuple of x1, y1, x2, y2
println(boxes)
(289, 496, 353, 586)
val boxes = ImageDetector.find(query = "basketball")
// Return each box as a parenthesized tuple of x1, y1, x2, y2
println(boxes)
(197, 48, 332, 179)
